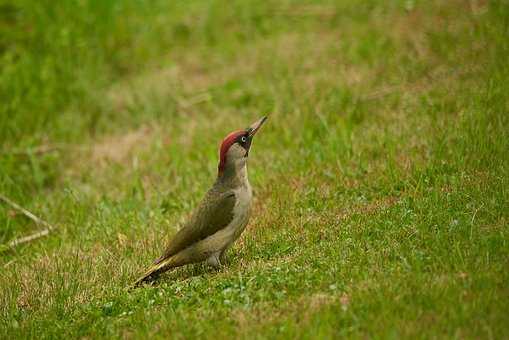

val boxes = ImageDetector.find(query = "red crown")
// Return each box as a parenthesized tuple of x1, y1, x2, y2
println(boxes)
(218, 130, 244, 174)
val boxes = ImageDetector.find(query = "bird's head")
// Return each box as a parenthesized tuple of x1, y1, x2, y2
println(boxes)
(218, 116, 267, 177)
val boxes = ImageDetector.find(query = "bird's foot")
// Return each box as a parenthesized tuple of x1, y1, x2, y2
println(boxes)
(206, 252, 223, 270)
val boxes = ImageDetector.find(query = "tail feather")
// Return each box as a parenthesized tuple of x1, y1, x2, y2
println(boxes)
(132, 256, 175, 288)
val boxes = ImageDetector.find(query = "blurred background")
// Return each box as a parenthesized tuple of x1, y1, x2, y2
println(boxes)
(1, 0, 508, 338)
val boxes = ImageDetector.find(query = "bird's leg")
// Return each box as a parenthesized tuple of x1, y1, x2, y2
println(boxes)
(219, 248, 228, 264)
(206, 251, 222, 269)
(172, 228, 233, 270)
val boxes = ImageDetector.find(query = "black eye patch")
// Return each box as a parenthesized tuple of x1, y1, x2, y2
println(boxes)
(237, 134, 251, 150)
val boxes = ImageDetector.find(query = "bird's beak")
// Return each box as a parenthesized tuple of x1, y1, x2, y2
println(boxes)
(247, 116, 268, 137)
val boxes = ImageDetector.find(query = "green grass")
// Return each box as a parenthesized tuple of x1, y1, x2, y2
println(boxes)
(1, 0, 508, 338)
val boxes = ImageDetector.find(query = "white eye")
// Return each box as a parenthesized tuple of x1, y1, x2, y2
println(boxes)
(241, 136, 247, 143)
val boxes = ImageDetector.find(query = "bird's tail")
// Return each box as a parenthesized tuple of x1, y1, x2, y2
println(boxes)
(132, 256, 175, 288)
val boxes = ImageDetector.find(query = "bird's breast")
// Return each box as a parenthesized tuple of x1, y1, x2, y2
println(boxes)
(229, 182, 252, 238)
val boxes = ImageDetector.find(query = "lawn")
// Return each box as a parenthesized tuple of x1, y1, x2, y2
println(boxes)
(1, 0, 508, 338)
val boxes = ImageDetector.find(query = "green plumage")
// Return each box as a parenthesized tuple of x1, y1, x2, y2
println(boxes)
(133, 116, 266, 288)
(156, 186, 236, 264)
(133, 180, 237, 287)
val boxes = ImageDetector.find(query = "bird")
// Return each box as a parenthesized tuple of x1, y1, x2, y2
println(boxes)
(133, 116, 267, 287)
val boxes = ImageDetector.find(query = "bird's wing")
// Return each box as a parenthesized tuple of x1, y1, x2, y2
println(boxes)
(154, 189, 236, 264)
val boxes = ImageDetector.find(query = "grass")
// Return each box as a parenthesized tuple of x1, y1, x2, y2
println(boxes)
(1, 0, 508, 338)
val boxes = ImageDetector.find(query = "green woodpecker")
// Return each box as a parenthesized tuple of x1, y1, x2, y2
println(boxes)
(134, 116, 267, 286)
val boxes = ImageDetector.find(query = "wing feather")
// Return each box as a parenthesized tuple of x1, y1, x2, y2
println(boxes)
(154, 188, 236, 264)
